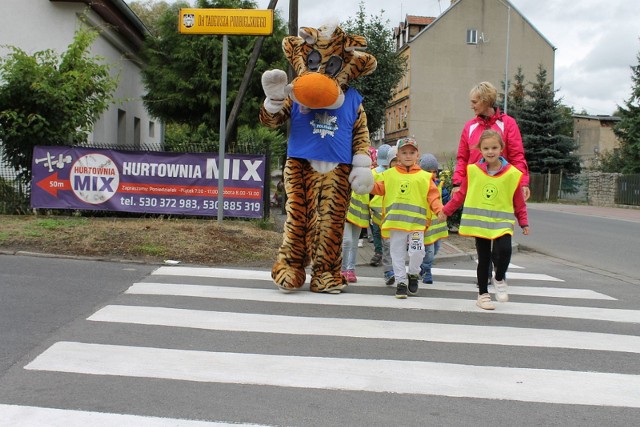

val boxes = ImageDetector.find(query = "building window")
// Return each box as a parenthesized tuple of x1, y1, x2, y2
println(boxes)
(466, 29, 478, 45)
(117, 109, 126, 146)
(134, 117, 141, 148)
(149, 121, 155, 138)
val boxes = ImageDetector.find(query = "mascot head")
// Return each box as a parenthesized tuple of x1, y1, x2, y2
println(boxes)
(283, 21, 377, 110)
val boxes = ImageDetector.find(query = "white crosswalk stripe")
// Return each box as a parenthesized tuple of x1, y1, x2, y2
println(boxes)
(8, 264, 640, 424)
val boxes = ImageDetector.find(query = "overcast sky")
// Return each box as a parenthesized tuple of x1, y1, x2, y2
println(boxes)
(169, 0, 640, 116)
(250, 0, 640, 116)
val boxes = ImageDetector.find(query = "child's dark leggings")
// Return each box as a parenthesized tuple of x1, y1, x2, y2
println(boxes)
(475, 234, 512, 295)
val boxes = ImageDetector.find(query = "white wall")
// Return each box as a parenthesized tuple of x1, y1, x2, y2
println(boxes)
(0, 0, 161, 148)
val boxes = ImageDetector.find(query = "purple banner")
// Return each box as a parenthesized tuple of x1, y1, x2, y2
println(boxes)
(31, 146, 266, 218)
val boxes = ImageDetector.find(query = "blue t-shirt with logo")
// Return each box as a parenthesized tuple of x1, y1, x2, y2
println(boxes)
(287, 87, 363, 164)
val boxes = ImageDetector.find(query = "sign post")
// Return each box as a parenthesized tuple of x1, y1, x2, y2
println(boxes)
(179, 8, 273, 223)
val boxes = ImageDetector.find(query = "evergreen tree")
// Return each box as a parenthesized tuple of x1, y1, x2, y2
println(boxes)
(517, 64, 580, 175)
(507, 67, 527, 121)
(612, 47, 640, 173)
(342, 2, 406, 136)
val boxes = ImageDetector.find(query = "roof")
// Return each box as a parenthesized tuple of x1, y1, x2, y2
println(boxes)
(406, 15, 436, 26)
(409, 0, 556, 51)
(50, 0, 150, 50)
(573, 115, 621, 122)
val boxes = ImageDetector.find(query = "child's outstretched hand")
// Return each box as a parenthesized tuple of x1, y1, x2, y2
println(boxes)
(522, 226, 530, 235)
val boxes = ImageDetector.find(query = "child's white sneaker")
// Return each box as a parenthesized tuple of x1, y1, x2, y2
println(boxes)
(476, 293, 495, 310)
(494, 279, 509, 302)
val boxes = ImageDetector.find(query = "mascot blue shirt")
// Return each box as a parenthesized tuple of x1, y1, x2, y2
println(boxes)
(287, 87, 363, 164)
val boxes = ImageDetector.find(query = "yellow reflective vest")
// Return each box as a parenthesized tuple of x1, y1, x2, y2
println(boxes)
(424, 180, 449, 244)
(369, 169, 385, 226)
(346, 191, 370, 228)
(459, 164, 522, 239)
(381, 168, 433, 238)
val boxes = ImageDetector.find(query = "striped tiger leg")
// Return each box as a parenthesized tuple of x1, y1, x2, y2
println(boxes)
(271, 158, 313, 291)
(309, 164, 351, 293)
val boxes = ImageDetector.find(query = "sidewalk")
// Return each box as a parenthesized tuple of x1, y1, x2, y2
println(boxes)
(271, 211, 476, 271)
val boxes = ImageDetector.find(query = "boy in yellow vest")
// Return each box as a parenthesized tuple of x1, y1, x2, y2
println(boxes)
(371, 138, 446, 299)
(443, 130, 530, 310)
(418, 153, 450, 284)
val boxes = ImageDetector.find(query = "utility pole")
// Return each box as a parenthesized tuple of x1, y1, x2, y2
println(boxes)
(224, 0, 279, 143)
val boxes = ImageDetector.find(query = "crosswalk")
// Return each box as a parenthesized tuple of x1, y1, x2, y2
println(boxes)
(5, 263, 640, 425)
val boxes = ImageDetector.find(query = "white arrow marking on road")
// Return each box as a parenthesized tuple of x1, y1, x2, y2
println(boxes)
(25, 342, 640, 408)
(89, 305, 640, 354)
(126, 283, 640, 324)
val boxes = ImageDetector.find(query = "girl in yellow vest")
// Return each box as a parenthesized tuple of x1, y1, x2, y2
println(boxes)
(371, 137, 446, 299)
(341, 148, 377, 283)
(443, 130, 530, 310)
(342, 190, 371, 283)
(418, 153, 450, 284)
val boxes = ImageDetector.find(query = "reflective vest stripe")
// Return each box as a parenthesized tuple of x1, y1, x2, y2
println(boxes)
(424, 218, 448, 243)
(369, 169, 384, 225)
(424, 181, 448, 244)
(462, 207, 514, 220)
(346, 192, 370, 228)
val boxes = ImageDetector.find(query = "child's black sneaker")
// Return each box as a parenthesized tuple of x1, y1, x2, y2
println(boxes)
(407, 274, 419, 296)
(395, 283, 408, 299)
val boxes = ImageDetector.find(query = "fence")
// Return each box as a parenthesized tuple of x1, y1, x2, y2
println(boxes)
(529, 171, 640, 207)
(0, 141, 274, 218)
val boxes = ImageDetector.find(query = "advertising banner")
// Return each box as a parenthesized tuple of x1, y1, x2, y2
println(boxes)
(31, 146, 265, 218)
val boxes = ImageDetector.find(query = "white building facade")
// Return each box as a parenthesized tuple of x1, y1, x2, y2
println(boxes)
(0, 0, 161, 149)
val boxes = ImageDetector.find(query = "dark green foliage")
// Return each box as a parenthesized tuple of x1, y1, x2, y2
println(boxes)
(0, 26, 117, 185)
(517, 65, 580, 175)
(611, 48, 640, 173)
(507, 67, 527, 121)
(140, 0, 288, 146)
(343, 2, 406, 136)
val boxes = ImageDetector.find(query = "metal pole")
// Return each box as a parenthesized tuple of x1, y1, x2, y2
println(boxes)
(217, 35, 228, 223)
(503, 5, 511, 114)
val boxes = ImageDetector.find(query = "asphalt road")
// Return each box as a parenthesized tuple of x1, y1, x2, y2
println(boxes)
(1, 204, 640, 426)
(1, 248, 640, 425)
(513, 203, 640, 284)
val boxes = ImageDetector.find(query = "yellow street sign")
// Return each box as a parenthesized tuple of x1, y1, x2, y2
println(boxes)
(179, 8, 273, 35)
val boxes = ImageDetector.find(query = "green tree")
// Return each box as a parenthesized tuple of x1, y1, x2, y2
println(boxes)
(507, 67, 527, 121)
(517, 64, 580, 175)
(140, 0, 288, 150)
(611, 47, 640, 173)
(0, 26, 118, 185)
(342, 2, 406, 136)
(128, 0, 174, 37)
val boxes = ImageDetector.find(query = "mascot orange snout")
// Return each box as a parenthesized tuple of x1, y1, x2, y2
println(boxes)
(290, 73, 341, 109)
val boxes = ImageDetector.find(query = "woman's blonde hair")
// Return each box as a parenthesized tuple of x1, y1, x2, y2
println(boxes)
(470, 81, 497, 107)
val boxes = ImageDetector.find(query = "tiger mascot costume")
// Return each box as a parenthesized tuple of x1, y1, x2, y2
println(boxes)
(260, 22, 377, 293)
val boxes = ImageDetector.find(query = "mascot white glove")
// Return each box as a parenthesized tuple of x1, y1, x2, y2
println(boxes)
(261, 69, 290, 114)
(349, 153, 374, 195)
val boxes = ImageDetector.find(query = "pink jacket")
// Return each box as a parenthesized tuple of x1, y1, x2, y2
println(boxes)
(452, 109, 529, 187)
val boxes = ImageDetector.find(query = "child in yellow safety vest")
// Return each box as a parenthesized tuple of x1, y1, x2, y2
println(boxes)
(371, 137, 446, 299)
(443, 129, 530, 310)
(341, 148, 377, 283)
(418, 153, 450, 284)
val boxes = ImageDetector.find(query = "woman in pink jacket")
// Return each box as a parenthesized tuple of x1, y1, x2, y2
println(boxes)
(452, 81, 530, 201)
